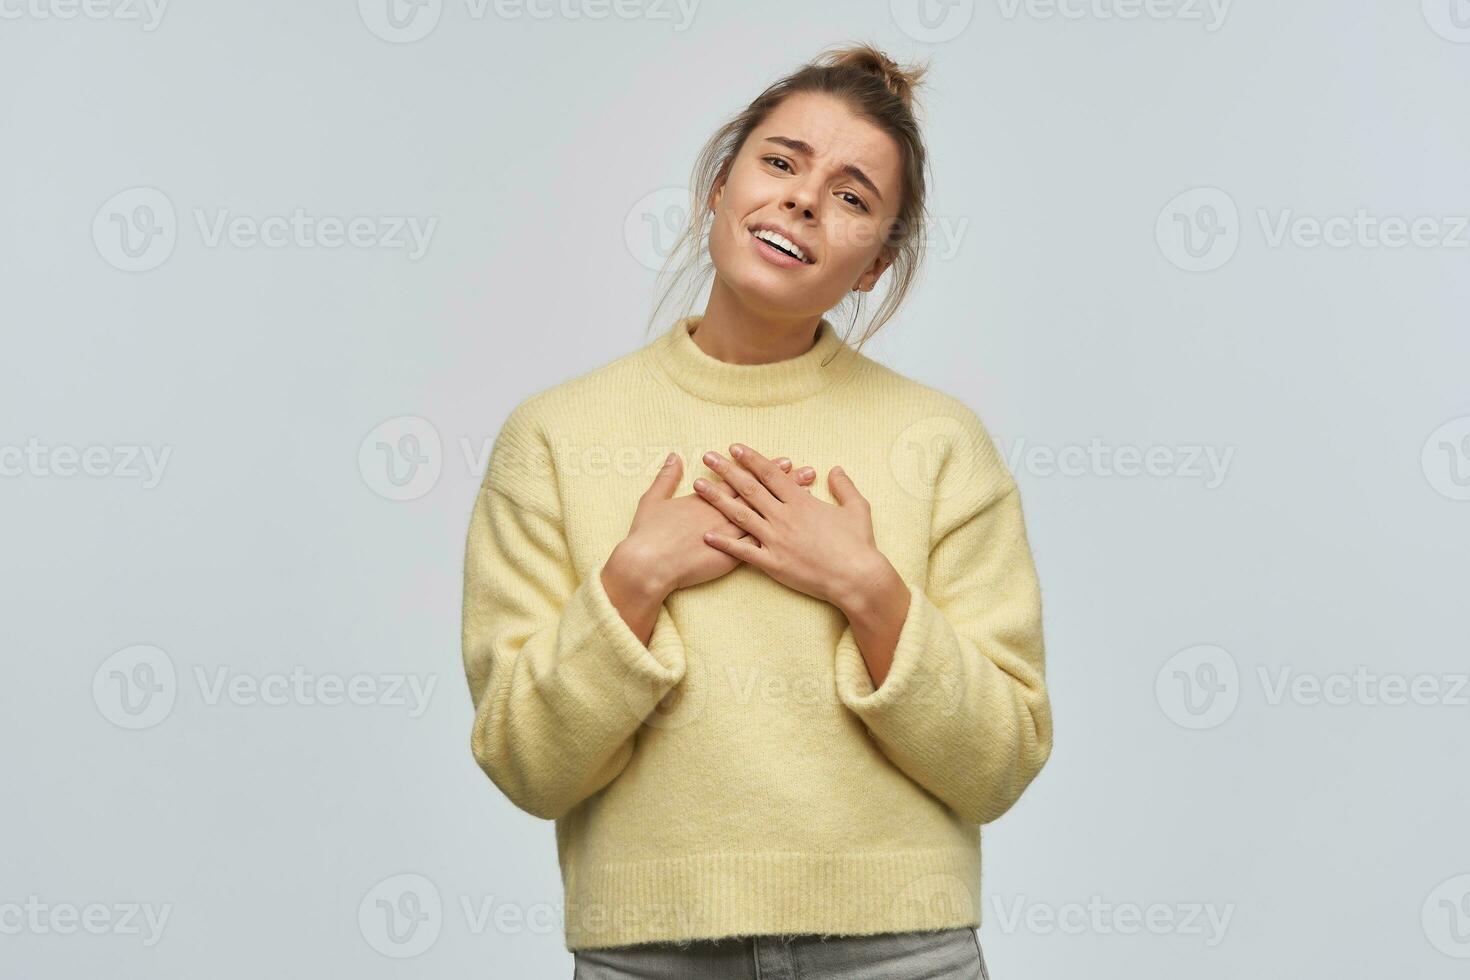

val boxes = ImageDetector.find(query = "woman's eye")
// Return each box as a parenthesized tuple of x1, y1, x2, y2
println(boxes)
(762, 156, 868, 212)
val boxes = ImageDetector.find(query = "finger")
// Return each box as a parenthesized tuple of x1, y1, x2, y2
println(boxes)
(646, 452, 683, 499)
(693, 474, 772, 540)
(702, 450, 778, 516)
(702, 528, 772, 570)
(827, 465, 868, 509)
(729, 443, 801, 504)
(772, 456, 815, 487)
(717, 472, 812, 498)
(713, 471, 810, 501)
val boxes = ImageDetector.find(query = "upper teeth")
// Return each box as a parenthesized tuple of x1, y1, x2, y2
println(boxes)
(754, 228, 809, 263)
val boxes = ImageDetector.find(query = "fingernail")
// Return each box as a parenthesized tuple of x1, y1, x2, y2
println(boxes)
(799, 467, 814, 479)
(730, 444, 744, 458)
(664, 452, 676, 465)
(702, 451, 718, 466)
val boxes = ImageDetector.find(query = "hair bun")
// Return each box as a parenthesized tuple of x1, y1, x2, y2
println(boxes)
(818, 42, 928, 111)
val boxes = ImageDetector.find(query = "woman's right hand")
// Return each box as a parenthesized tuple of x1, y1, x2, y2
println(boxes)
(609, 452, 815, 599)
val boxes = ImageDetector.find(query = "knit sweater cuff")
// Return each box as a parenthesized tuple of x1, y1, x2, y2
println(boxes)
(581, 557, 687, 688)
(832, 571, 955, 721)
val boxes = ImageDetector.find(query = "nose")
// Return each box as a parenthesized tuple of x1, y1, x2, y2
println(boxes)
(781, 178, 817, 219)
(782, 200, 814, 220)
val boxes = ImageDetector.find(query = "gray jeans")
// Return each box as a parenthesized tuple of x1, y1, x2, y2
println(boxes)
(572, 927, 992, 979)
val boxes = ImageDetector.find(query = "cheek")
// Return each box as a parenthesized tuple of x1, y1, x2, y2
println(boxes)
(824, 227, 879, 277)
(710, 197, 750, 251)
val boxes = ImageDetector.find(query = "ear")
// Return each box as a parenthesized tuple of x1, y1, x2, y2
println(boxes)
(854, 245, 895, 292)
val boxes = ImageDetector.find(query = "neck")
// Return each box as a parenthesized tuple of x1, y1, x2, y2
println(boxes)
(692, 281, 824, 365)
(647, 309, 858, 408)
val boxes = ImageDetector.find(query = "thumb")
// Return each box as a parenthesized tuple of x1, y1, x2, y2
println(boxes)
(647, 452, 683, 499)
(828, 465, 865, 507)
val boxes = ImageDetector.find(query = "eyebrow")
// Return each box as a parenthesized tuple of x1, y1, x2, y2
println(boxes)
(761, 136, 885, 204)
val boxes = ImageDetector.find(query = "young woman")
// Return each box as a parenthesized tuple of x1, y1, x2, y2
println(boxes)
(463, 43, 1052, 979)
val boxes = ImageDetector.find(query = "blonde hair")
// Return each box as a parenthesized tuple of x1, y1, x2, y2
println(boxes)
(646, 41, 933, 355)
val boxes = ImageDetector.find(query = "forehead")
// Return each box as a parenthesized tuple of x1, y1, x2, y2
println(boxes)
(752, 91, 903, 199)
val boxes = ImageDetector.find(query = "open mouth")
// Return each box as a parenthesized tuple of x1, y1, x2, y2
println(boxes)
(749, 227, 814, 265)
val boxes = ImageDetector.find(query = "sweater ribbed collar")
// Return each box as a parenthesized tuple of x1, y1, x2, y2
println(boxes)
(648, 314, 858, 407)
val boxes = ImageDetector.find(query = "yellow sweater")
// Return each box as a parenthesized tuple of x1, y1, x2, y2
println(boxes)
(461, 314, 1053, 951)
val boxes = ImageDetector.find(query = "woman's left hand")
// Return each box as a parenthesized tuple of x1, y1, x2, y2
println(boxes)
(693, 443, 893, 610)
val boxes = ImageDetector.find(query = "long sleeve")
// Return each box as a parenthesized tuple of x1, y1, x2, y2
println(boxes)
(461, 406, 688, 821)
(832, 417, 1053, 827)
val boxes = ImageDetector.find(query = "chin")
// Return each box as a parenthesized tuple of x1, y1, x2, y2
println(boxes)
(730, 278, 834, 322)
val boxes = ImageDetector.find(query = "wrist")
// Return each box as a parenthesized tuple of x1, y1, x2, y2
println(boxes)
(606, 538, 673, 604)
(835, 551, 903, 622)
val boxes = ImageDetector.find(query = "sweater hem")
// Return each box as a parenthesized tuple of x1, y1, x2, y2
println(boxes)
(562, 847, 982, 951)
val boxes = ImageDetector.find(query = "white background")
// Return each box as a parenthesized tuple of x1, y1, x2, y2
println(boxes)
(3, 1, 1468, 976)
